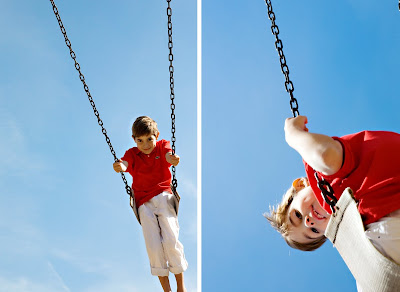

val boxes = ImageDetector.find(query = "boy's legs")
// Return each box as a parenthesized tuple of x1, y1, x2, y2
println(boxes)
(158, 276, 172, 292)
(158, 274, 186, 292)
(138, 199, 169, 277)
(139, 192, 188, 290)
(156, 192, 188, 291)
(156, 192, 188, 274)
(174, 273, 187, 292)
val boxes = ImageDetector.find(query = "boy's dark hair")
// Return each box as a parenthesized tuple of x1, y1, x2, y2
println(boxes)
(132, 116, 159, 138)
(265, 181, 327, 251)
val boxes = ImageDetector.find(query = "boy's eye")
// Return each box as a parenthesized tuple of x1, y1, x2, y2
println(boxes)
(295, 210, 302, 220)
(311, 228, 319, 234)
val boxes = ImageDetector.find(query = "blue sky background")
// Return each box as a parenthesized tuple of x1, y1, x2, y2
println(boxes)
(203, 1, 400, 292)
(2, 1, 400, 292)
(0, 1, 196, 291)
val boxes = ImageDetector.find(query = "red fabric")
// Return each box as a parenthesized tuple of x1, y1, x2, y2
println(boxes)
(304, 131, 400, 225)
(122, 139, 172, 207)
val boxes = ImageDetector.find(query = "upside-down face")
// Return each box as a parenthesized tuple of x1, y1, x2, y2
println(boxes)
(287, 179, 331, 243)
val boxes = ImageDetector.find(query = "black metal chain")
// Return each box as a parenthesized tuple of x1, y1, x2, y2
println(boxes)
(264, 0, 299, 118)
(265, 0, 340, 212)
(314, 173, 338, 214)
(49, 0, 134, 201)
(167, 0, 178, 189)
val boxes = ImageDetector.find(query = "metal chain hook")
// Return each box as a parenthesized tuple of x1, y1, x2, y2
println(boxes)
(314, 173, 338, 214)
(49, 0, 134, 201)
(264, 0, 299, 118)
(167, 0, 178, 189)
(265, 0, 339, 211)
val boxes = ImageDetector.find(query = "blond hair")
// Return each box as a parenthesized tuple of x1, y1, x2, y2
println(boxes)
(132, 116, 159, 138)
(265, 179, 327, 251)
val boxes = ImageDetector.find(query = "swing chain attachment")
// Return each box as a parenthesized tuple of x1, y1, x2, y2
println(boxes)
(49, 0, 134, 200)
(167, 0, 178, 189)
(265, 0, 299, 118)
(314, 172, 338, 214)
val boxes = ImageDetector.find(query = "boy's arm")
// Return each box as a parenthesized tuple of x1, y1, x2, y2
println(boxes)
(113, 159, 128, 173)
(284, 115, 343, 175)
(166, 152, 180, 166)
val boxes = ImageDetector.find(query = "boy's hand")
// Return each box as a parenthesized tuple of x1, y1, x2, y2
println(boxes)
(284, 115, 308, 145)
(284, 115, 344, 175)
(113, 159, 128, 173)
(284, 115, 309, 134)
(166, 152, 180, 166)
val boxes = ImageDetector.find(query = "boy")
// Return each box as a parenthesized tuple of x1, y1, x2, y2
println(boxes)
(113, 116, 188, 292)
(266, 115, 400, 265)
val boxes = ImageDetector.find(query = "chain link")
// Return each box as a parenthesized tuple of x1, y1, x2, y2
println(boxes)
(49, 0, 134, 200)
(265, 0, 341, 211)
(264, 0, 299, 118)
(314, 172, 338, 214)
(167, 0, 178, 189)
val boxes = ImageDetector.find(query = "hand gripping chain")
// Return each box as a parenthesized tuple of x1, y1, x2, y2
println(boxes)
(264, 0, 339, 210)
(167, 0, 178, 189)
(264, 0, 299, 118)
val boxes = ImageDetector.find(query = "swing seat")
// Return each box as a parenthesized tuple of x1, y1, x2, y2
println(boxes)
(130, 184, 181, 225)
(325, 188, 400, 292)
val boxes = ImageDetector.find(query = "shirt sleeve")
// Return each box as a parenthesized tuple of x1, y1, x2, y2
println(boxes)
(323, 135, 356, 180)
(161, 140, 173, 166)
(121, 148, 135, 173)
(303, 134, 357, 214)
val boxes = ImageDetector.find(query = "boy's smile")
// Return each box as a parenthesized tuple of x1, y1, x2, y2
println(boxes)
(287, 185, 331, 243)
(133, 133, 159, 155)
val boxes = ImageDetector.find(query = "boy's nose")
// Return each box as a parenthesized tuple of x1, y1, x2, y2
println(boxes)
(304, 215, 314, 227)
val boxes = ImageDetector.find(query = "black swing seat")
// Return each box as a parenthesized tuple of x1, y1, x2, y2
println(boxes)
(325, 188, 400, 292)
(130, 184, 181, 225)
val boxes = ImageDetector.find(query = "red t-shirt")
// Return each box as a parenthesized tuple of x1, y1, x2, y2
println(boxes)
(121, 139, 172, 207)
(305, 131, 400, 225)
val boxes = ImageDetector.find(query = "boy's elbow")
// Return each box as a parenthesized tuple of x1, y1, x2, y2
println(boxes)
(320, 141, 343, 175)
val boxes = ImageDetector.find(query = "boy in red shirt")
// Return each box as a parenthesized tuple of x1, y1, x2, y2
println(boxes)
(266, 116, 400, 265)
(113, 116, 188, 292)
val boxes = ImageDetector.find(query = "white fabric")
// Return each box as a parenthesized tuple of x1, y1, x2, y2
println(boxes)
(356, 209, 400, 292)
(138, 191, 188, 276)
(365, 209, 400, 265)
(325, 188, 400, 292)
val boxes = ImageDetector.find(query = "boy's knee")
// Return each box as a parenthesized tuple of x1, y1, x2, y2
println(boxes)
(162, 236, 179, 252)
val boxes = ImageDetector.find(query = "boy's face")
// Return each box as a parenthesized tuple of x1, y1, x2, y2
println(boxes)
(287, 184, 331, 244)
(133, 133, 159, 155)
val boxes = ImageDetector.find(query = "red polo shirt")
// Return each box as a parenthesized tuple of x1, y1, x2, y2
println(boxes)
(122, 139, 172, 207)
(305, 131, 400, 225)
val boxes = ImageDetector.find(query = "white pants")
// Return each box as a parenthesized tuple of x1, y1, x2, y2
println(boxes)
(365, 209, 400, 265)
(356, 209, 400, 291)
(138, 191, 188, 276)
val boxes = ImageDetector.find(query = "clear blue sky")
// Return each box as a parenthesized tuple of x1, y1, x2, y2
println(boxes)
(203, 1, 400, 292)
(2, 1, 400, 292)
(0, 1, 196, 291)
